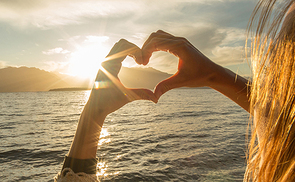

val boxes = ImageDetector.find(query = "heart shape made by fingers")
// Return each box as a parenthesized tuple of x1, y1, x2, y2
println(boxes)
(93, 39, 158, 111)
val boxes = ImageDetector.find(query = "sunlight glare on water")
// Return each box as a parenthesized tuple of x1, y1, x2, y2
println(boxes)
(96, 162, 120, 178)
(96, 161, 108, 177)
(98, 127, 111, 146)
(96, 157, 120, 178)
(0, 89, 249, 181)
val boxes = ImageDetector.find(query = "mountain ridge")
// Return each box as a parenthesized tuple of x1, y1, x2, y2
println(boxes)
(0, 66, 172, 92)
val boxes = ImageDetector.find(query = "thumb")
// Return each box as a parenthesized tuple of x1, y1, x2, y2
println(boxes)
(128, 88, 158, 103)
(154, 74, 183, 100)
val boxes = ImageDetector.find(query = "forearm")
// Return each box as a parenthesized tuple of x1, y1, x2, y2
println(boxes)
(67, 101, 106, 159)
(56, 39, 157, 179)
(207, 65, 251, 112)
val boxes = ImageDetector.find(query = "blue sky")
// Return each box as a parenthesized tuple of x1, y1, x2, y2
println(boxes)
(0, 0, 256, 78)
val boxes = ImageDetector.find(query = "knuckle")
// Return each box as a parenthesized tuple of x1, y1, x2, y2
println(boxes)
(177, 37, 188, 43)
(175, 37, 189, 49)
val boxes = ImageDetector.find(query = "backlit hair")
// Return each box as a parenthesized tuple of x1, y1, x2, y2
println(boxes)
(245, 0, 295, 181)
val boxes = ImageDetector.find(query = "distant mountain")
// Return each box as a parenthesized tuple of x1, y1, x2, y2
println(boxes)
(119, 67, 172, 89)
(0, 67, 71, 92)
(0, 66, 172, 92)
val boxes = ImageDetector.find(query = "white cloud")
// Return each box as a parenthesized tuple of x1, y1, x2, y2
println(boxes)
(58, 36, 81, 42)
(211, 46, 246, 65)
(0, 0, 255, 76)
(42, 47, 70, 55)
(219, 28, 247, 46)
(0, 0, 244, 29)
(0, 0, 143, 28)
(84, 36, 109, 43)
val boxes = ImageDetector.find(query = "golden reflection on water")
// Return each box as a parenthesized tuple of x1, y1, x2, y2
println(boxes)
(96, 128, 120, 178)
(96, 160, 121, 178)
(96, 160, 120, 178)
(96, 161, 108, 177)
(115, 154, 122, 160)
(99, 128, 109, 138)
(98, 128, 111, 146)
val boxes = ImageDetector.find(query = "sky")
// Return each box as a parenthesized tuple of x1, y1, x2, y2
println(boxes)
(0, 0, 257, 79)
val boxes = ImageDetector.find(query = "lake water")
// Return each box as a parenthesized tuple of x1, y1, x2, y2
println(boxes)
(0, 89, 249, 182)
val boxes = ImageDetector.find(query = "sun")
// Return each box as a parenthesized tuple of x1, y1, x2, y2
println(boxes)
(68, 36, 109, 79)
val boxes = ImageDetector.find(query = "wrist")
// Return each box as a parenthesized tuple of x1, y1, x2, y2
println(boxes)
(205, 65, 250, 111)
(204, 63, 228, 89)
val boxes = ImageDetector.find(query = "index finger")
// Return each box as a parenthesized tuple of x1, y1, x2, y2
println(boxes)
(142, 37, 183, 65)
(142, 30, 175, 49)
(106, 39, 143, 65)
(101, 39, 143, 77)
(141, 31, 175, 65)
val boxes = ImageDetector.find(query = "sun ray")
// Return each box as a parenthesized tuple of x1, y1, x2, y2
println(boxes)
(94, 57, 142, 102)
(104, 47, 139, 62)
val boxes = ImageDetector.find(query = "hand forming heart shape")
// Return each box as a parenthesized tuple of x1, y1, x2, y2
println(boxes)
(89, 38, 157, 117)
(90, 30, 220, 116)
(141, 30, 221, 99)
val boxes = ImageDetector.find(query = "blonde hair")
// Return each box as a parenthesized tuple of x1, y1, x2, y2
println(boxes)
(245, 0, 295, 181)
